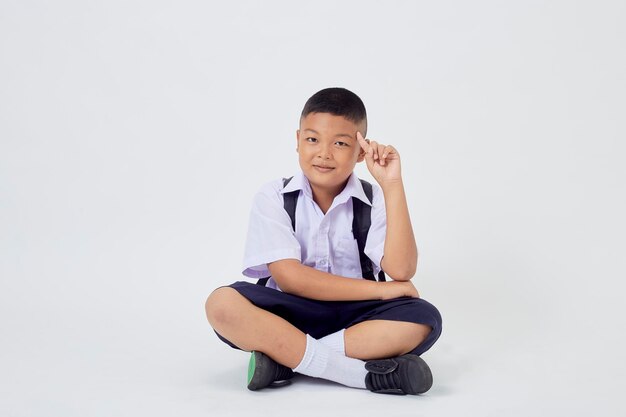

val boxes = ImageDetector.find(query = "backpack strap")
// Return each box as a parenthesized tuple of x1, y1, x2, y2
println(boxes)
(282, 176, 298, 232)
(352, 179, 386, 282)
(257, 177, 297, 287)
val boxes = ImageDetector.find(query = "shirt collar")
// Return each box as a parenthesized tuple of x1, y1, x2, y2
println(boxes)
(281, 171, 372, 207)
(281, 171, 309, 196)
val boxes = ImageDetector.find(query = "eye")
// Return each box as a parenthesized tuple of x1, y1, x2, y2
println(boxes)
(335, 141, 349, 147)
(306, 137, 318, 143)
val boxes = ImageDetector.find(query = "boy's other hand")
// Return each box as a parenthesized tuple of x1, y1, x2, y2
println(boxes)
(380, 280, 420, 300)
(357, 131, 402, 185)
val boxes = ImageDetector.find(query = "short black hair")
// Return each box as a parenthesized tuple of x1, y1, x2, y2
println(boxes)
(300, 87, 367, 132)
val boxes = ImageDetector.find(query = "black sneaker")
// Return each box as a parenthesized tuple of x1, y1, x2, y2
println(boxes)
(247, 351, 295, 391)
(365, 354, 433, 395)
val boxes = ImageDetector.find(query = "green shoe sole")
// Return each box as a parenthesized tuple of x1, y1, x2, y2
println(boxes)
(247, 351, 294, 391)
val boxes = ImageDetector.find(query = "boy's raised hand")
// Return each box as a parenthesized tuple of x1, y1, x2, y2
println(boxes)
(357, 131, 402, 185)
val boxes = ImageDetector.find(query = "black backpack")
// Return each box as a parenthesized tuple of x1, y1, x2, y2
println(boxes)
(257, 176, 386, 286)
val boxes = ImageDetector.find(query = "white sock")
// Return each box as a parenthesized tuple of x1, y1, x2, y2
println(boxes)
(293, 334, 367, 389)
(318, 329, 345, 354)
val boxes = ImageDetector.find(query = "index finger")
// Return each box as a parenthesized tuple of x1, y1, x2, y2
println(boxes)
(356, 131, 369, 150)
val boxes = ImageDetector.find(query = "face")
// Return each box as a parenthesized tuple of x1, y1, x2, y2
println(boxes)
(296, 112, 366, 197)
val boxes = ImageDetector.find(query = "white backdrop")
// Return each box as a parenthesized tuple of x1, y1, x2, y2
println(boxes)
(1, 1, 625, 416)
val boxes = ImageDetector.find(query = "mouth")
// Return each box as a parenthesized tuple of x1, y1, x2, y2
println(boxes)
(313, 165, 335, 172)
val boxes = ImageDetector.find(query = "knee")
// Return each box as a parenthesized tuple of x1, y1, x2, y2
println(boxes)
(205, 287, 242, 329)
(411, 301, 443, 354)
(429, 304, 443, 334)
(416, 299, 443, 331)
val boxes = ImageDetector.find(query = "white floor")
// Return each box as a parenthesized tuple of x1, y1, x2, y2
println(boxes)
(1, 263, 624, 417)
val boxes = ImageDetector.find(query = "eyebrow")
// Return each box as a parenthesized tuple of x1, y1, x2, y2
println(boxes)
(303, 129, 354, 139)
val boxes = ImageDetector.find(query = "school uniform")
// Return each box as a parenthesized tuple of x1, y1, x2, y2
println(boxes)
(216, 171, 442, 356)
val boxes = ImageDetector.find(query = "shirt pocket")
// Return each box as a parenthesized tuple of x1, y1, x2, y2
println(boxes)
(332, 235, 361, 277)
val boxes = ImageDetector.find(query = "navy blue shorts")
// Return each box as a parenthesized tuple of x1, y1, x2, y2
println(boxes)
(215, 281, 442, 356)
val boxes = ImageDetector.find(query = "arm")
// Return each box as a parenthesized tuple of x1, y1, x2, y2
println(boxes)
(357, 132, 418, 281)
(380, 180, 418, 280)
(268, 259, 419, 301)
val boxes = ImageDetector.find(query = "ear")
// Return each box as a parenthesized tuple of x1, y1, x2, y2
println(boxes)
(356, 148, 366, 163)
(295, 129, 300, 152)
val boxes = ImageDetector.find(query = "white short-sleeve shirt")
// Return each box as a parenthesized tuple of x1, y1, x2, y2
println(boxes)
(242, 171, 386, 290)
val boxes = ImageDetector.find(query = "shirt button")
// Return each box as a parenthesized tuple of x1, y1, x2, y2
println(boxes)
(319, 259, 327, 266)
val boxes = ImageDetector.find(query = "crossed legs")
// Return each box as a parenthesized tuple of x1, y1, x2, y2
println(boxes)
(205, 287, 431, 368)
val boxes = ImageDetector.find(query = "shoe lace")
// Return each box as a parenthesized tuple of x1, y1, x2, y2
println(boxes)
(369, 371, 401, 391)
(274, 364, 294, 382)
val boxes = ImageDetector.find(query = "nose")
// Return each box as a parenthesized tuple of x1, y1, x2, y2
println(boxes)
(317, 142, 332, 160)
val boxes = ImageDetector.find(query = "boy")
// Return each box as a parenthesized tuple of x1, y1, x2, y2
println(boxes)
(205, 87, 442, 395)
